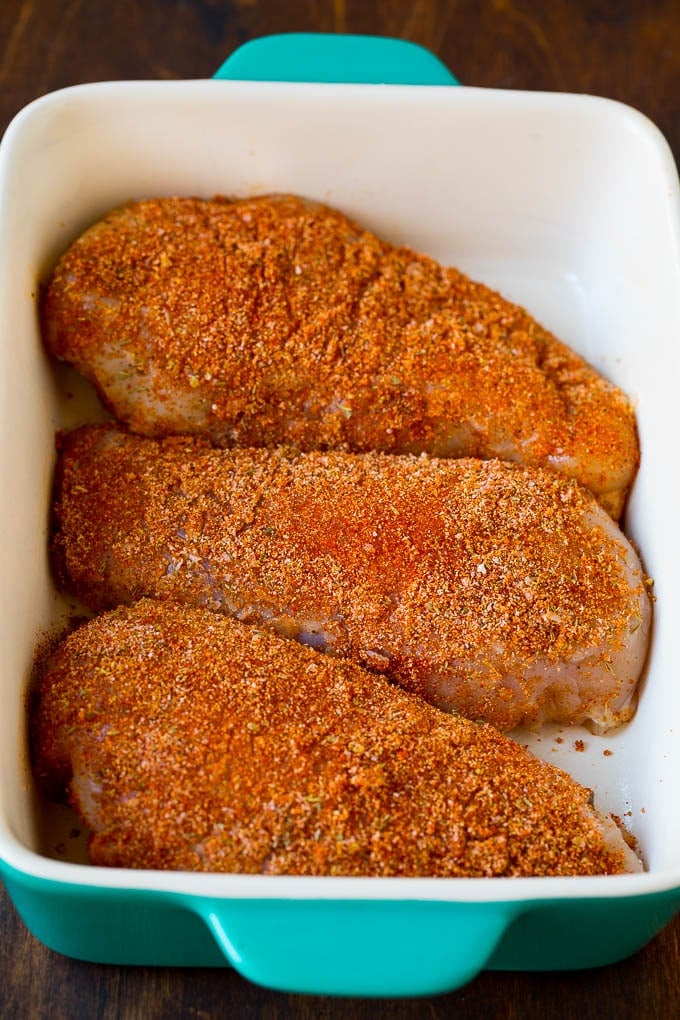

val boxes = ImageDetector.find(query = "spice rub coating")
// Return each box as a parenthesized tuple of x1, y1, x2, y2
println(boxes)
(31, 598, 640, 876)
(42, 194, 638, 519)
(51, 425, 651, 733)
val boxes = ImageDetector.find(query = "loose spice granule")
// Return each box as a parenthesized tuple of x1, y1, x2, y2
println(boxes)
(30, 599, 639, 878)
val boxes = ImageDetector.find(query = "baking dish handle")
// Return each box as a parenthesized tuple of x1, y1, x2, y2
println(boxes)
(213, 32, 460, 86)
(193, 896, 512, 997)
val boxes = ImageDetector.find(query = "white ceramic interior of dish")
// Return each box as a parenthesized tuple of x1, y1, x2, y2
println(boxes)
(0, 80, 679, 900)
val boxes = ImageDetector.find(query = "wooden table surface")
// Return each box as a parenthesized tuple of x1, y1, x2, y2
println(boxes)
(1, 1, 678, 1016)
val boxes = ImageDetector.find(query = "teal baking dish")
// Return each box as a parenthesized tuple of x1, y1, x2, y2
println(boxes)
(1, 34, 680, 998)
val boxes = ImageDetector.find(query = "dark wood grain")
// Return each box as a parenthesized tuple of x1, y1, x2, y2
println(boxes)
(1, 2, 679, 1017)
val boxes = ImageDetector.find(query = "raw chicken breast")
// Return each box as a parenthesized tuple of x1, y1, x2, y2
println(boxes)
(31, 598, 641, 876)
(42, 194, 638, 519)
(51, 425, 651, 732)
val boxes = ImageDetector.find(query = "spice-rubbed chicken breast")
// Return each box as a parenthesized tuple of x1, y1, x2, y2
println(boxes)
(31, 598, 641, 876)
(51, 425, 651, 733)
(42, 194, 638, 519)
